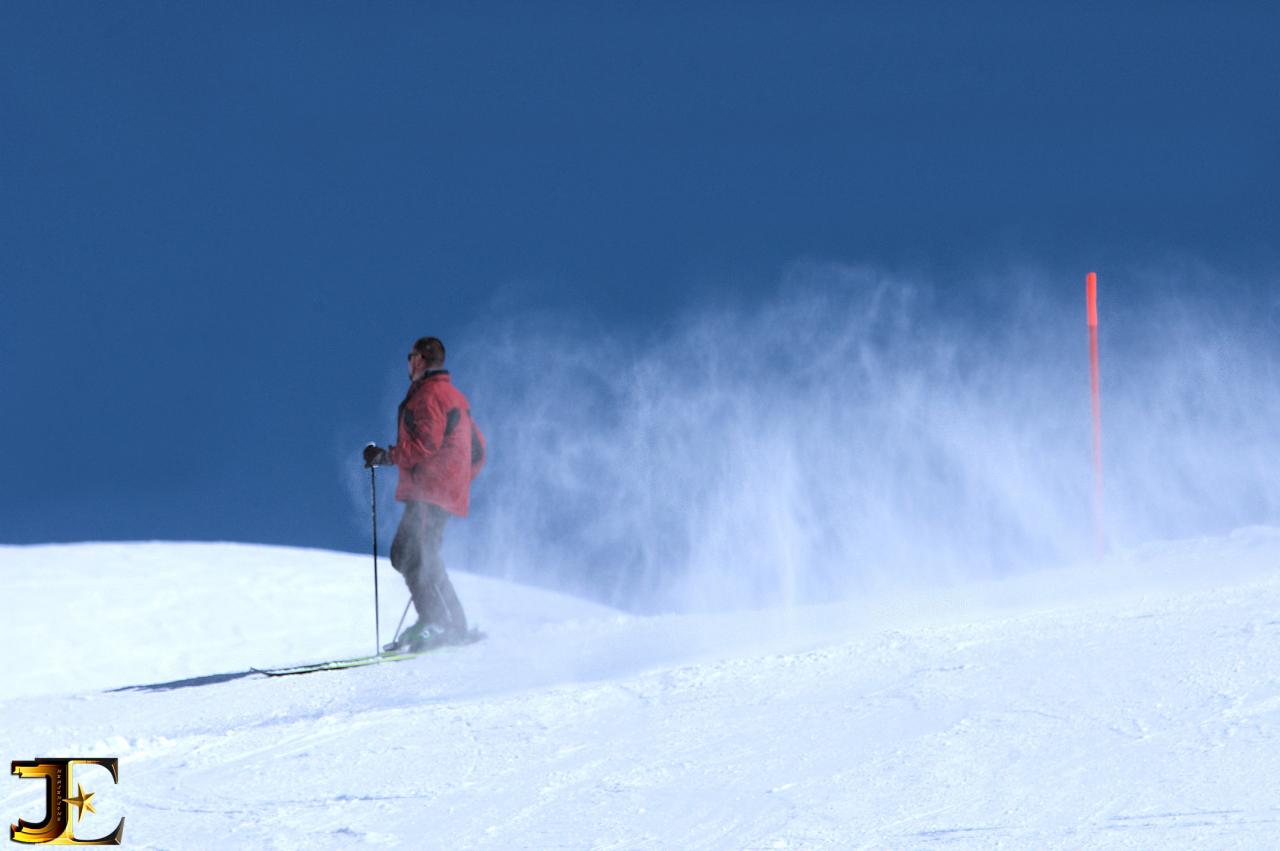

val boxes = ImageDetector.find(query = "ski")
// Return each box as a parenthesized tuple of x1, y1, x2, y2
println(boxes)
(252, 629, 485, 677)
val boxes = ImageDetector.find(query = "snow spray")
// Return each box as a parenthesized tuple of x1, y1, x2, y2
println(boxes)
(461, 263, 1280, 613)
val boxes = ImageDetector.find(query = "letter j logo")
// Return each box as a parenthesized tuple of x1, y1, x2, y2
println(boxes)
(10, 758, 125, 845)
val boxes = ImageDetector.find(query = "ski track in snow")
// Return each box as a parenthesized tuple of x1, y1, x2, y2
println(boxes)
(2, 536, 1280, 848)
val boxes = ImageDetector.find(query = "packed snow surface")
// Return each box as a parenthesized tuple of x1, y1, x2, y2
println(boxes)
(3, 535, 1280, 848)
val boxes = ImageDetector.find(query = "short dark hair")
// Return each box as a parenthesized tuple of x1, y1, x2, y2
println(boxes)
(413, 336, 446, 366)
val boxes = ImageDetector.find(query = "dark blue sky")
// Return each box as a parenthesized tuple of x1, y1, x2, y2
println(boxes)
(3, 2, 1277, 552)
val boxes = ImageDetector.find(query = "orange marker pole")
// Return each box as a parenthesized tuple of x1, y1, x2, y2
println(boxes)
(1086, 272, 1105, 557)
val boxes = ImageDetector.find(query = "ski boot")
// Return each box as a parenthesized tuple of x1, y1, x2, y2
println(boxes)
(383, 619, 435, 654)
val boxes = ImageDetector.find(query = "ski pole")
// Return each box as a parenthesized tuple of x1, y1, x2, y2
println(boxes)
(370, 462, 381, 656)
(391, 598, 412, 647)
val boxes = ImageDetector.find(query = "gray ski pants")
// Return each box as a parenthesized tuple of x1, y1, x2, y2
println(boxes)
(389, 501, 467, 635)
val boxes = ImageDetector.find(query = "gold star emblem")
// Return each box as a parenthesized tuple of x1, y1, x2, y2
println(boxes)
(63, 782, 97, 823)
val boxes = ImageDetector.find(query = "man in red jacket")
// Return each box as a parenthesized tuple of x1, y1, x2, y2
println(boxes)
(364, 336, 486, 651)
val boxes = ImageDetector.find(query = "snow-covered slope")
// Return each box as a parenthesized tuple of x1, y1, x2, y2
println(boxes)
(0, 542, 621, 701)
(2, 535, 1279, 848)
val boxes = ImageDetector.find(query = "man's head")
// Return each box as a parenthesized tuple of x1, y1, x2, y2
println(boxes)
(407, 336, 446, 378)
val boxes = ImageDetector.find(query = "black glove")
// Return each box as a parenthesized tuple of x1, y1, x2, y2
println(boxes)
(363, 443, 391, 468)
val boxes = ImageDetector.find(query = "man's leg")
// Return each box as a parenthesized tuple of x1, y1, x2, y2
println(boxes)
(389, 501, 439, 633)
(419, 504, 468, 637)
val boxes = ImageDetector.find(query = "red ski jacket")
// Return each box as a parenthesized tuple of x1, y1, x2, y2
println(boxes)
(389, 370, 486, 516)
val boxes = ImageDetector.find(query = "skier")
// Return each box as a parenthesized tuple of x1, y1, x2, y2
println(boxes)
(363, 336, 486, 651)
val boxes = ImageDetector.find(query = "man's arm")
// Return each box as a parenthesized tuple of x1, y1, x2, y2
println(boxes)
(389, 393, 446, 469)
